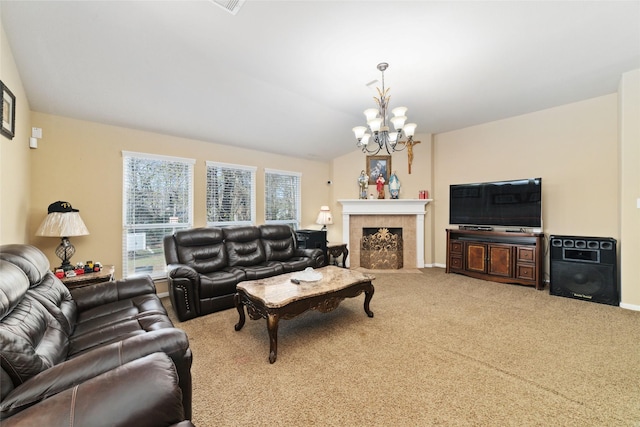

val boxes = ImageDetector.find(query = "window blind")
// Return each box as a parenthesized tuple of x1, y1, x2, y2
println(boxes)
(264, 168, 301, 229)
(206, 161, 256, 226)
(122, 151, 194, 279)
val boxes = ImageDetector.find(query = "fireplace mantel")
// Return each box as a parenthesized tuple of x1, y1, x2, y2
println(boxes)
(338, 199, 432, 268)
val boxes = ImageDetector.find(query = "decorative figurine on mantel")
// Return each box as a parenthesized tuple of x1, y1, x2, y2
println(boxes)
(389, 171, 400, 199)
(358, 170, 368, 199)
(376, 173, 386, 199)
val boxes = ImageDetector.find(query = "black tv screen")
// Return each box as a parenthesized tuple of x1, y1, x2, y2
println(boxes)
(449, 178, 542, 228)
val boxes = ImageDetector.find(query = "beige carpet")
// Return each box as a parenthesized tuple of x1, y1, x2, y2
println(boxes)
(164, 268, 640, 426)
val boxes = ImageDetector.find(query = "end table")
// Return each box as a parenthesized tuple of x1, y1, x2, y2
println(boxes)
(60, 265, 115, 290)
(327, 243, 348, 268)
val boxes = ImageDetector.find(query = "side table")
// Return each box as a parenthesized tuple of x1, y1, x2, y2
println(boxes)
(327, 243, 348, 268)
(60, 265, 115, 290)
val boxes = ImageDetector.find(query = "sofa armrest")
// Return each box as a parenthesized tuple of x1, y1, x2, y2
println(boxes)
(167, 264, 201, 321)
(1, 353, 188, 427)
(295, 247, 325, 268)
(70, 275, 157, 312)
(0, 328, 192, 420)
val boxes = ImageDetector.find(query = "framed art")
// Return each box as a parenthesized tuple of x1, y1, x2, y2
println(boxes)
(1, 81, 16, 140)
(366, 155, 391, 185)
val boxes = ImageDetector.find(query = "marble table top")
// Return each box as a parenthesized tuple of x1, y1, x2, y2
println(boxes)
(236, 266, 375, 308)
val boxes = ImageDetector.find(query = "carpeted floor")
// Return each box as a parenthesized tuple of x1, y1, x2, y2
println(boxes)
(164, 268, 640, 426)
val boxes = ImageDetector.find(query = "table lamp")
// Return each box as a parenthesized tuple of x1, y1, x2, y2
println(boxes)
(35, 201, 90, 271)
(315, 206, 333, 231)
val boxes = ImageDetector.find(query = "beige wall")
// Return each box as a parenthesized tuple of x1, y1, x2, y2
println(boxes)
(0, 23, 32, 243)
(618, 69, 640, 308)
(28, 113, 331, 289)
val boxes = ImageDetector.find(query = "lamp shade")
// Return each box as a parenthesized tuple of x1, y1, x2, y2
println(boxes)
(315, 206, 333, 226)
(36, 212, 90, 237)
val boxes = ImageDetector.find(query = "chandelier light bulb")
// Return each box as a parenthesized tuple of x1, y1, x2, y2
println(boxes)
(403, 123, 417, 137)
(392, 106, 408, 117)
(364, 108, 379, 121)
(368, 117, 383, 132)
(391, 115, 407, 130)
(352, 126, 367, 139)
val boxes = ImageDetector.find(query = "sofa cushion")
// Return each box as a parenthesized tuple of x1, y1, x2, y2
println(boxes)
(223, 226, 266, 267)
(0, 245, 50, 288)
(0, 261, 30, 321)
(260, 224, 296, 261)
(0, 293, 69, 388)
(68, 313, 176, 358)
(170, 228, 228, 274)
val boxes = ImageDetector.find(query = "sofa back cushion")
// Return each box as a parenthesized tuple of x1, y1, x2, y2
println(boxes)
(0, 244, 77, 335)
(165, 228, 228, 274)
(0, 295, 69, 388)
(259, 224, 295, 261)
(0, 244, 50, 288)
(223, 226, 266, 267)
(0, 261, 30, 322)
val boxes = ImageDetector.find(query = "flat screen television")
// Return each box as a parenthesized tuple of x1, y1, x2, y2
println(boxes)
(449, 178, 542, 228)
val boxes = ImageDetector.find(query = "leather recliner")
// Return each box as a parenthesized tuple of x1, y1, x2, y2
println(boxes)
(0, 244, 193, 425)
(164, 224, 324, 321)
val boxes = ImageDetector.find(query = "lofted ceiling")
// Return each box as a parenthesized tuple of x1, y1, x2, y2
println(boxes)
(1, 1, 639, 161)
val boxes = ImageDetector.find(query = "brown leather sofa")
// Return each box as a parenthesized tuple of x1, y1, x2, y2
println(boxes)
(164, 224, 325, 321)
(0, 244, 194, 426)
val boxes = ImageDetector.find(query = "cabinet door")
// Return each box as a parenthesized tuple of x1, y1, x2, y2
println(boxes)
(488, 245, 512, 277)
(466, 243, 487, 273)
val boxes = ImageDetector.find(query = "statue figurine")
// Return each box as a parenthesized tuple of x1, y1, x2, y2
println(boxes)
(358, 170, 368, 199)
(389, 171, 400, 199)
(376, 173, 386, 199)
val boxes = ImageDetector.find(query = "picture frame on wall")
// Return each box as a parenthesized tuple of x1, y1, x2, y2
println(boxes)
(366, 155, 391, 185)
(1, 81, 16, 140)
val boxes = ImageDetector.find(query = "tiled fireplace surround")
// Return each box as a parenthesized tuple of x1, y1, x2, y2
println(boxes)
(338, 200, 430, 269)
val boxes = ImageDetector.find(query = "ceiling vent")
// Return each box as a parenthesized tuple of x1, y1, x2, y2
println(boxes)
(210, 0, 246, 15)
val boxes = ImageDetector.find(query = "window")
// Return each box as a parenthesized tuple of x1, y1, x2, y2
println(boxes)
(206, 161, 256, 226)
(122, 151, 194, 279)
(264, 168, 301, 229)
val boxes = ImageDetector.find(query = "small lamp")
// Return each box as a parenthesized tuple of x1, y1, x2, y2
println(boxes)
(315, 206, 333, 231)
(35, 201, 90, 271)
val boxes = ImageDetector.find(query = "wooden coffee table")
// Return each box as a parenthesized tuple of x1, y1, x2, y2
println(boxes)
(234, 266, 375, 363)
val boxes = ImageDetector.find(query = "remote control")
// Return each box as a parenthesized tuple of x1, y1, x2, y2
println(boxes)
(291, 278, 300, 284)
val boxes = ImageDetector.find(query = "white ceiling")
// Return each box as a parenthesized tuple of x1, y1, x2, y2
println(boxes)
(2, 1, 639, 161)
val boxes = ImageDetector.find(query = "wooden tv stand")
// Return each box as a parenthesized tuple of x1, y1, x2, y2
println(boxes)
(446, 229, 544, 290)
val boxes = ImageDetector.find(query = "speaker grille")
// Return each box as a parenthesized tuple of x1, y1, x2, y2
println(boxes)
(549, 235, 618, 306)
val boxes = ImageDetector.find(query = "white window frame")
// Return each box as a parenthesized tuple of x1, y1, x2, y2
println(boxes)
(206, 161, 257, 227)
(264, 168, 301, 230)
(122, 151, 195, 279)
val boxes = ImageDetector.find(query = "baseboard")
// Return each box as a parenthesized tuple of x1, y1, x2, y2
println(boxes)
(432, 263, 446, 269)
(619, 302, 640, 312)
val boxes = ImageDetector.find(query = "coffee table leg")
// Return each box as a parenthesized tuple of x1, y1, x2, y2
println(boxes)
(234, 293, 246, 331)
(267, 312, 279, 363)
(364, 284, 374, 318)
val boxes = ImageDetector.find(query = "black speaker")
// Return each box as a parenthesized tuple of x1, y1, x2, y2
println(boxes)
(295, 229, 328, 264)
(549, 235, 618, 306)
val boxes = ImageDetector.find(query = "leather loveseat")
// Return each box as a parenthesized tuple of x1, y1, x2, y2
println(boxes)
(164, 224, 325, 321)
(0, 244, 194, 426)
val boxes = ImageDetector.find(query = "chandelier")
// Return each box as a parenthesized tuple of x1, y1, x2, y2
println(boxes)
(352, 62, 417, 155)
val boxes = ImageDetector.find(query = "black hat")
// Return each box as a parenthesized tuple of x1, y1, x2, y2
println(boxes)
(47, 201, 79, 213)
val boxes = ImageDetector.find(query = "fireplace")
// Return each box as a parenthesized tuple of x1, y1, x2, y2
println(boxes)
(360, 228, 403, 269)
(338, 199, 430, 269)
